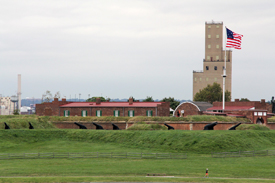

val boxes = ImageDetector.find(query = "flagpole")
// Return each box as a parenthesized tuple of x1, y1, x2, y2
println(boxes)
(222, 26, 227, 111)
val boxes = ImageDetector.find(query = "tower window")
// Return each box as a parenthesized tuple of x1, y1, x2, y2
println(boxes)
(214, 66, 217, 70)
(216, 56, 219, 60)
(207, 56, 210, 60)
(208, 45, 211, 49)
(216, 35, 219, 38)
(208, 35, 211, 38)
(216, 25, 220, 28)
(216, 45, 219, 49)
(206, 66, 209, 70)
(208, 25, 211, 28)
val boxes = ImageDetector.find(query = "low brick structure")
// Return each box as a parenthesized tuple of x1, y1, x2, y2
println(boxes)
(173, 102, 212, 117)
(36, 98, 170, 117)
(206, 99, 272, 125)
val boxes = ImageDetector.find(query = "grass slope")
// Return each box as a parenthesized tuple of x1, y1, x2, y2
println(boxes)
(1, 130, 275, 153)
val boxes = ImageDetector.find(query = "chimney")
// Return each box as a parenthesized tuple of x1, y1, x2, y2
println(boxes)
(261, 99, 265, 103)
(96, 98, 101, 105)
(235, 99, 239, 102)
(106, 99, 110, 102)
(62, 98, 66, 102)
(129, 97, 133, 105)
(53, 98, 58, 103)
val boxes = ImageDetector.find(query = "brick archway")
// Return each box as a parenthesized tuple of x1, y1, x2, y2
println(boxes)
(256, 117, 264, 124)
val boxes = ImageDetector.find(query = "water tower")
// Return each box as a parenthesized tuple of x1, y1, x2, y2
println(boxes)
(10, 95, 18, 113)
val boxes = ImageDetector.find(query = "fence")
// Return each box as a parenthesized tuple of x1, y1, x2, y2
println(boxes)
(0, 152, 187, 160)
(211, 150, 275, 158)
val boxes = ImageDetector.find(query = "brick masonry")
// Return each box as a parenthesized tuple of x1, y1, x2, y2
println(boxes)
(52, 121, 275, 130)
(36, 98, 170, 117)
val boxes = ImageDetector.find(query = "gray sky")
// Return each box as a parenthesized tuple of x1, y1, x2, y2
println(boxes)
(1, 0, 275, 101)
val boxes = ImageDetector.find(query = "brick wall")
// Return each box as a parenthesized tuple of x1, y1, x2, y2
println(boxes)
(60, 107, 160, 117)
(36, 98, 70, 116)
(174, 102, 200, 117)
(52, 121, 252, 130)
(37, 98, 170, 117)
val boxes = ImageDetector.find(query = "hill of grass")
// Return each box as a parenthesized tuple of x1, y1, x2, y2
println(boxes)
(1, 129, 275, 154)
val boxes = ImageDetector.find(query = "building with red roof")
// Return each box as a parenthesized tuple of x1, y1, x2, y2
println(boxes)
(36, 97, 170, 117)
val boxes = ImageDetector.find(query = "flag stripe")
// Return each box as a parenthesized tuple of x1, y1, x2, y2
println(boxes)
(226, 27, 243, 49)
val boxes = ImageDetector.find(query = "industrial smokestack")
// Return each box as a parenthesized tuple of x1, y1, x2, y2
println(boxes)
(18, 74, 21, 114)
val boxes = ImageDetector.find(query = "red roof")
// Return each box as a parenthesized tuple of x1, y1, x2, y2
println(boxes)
(60, 102, 165, 108)
(207, 106, 255, 111)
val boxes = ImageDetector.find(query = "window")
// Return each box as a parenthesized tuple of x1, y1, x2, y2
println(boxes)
(216, 45, 219, 49)
(216, 25, 219, 28)
(96, 110, 102, 117)
(214, 78, 217, 81)
(208, 45, 211, 49)
(81, 110, 87, 117)
(114, 110, 120, 117)
(206, 78, 209, 81)
(128, 110, 134, 117)
(208, 25, 211, 28)
(146, 110, 153, 117)
(216, 56, 219, 60)
(200, 78, 202, 81)
(208, 35, 211, 38)
(206, 66, 209, 70)
(194, 78, 197, 81)
(254, 112, 257, 116)
(214, 66, 217, 70)
(207, 56, 210, 60)
(216, 35, 219, 38)
(64, 110, 70, 117)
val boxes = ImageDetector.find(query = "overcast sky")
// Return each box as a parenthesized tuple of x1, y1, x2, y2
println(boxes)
(1, 0, 275, 101)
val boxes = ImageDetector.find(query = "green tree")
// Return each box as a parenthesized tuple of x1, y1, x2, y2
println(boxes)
(143, 96, 154, 102)
(86, 97, 106, 102)
(194, 82, 231, 104)
(161, 97, 180, 110)
(240, 98, 250, 102)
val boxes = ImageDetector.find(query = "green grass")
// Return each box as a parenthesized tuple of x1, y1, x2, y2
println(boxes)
(1, 130, 275, 153)
(237, 124, 270, 130)
(0, 115, 250, 124)
(1, 127, 275, 182)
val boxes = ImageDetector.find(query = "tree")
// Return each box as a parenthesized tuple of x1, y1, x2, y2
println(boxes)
(54, 91, 61, 99)
(240, 98, 250, 102)
(194, 82, 231, 104)
(143, 96, 154, 102)
(161, 97, 180, 110)
(86, 97, 106, 102)
(42, 90, 53, 103)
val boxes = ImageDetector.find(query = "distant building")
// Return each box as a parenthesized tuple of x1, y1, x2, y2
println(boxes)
(205, 99, 272, 124)
(193, 21, 232, 99)
(0, 97, 15, 115)
(36, 98, 170, 117)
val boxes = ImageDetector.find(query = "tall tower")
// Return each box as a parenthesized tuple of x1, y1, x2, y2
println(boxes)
(18, 74, 21, 113)
(193, 21, 232, 100)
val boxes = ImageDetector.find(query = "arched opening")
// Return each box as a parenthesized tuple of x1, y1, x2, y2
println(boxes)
(256, 117, 264, 125)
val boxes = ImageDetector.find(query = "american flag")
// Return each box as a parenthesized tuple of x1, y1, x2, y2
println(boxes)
(226, 27, 243, 49)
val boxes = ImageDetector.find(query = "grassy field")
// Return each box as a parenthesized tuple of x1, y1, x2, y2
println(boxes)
(0, 115, 250, 126)
(0, 129, 275, 182)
